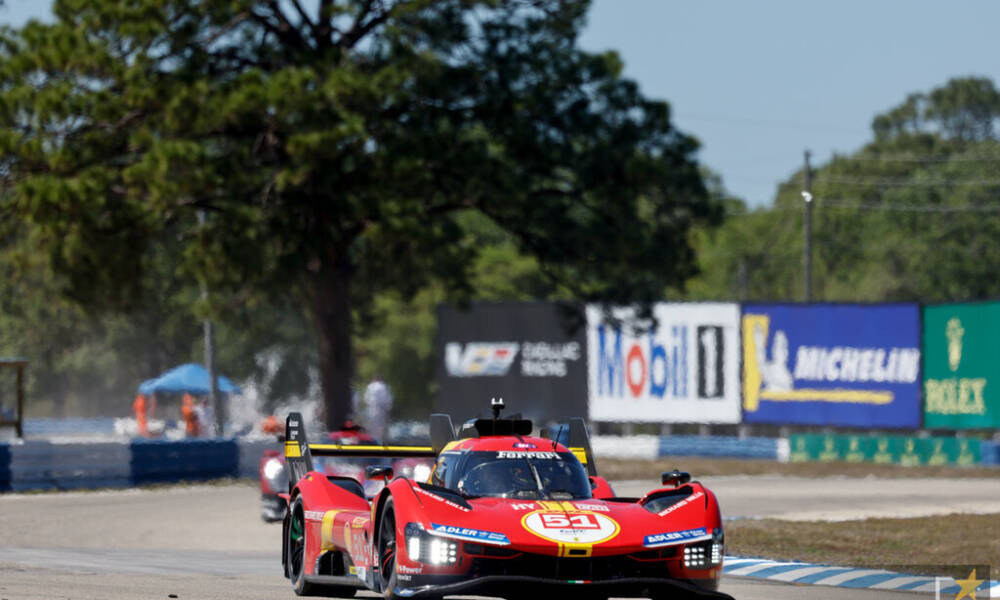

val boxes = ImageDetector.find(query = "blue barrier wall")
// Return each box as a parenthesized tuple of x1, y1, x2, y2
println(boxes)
(658, 435, 779, 460)
(8, 442, 131, 491)
(130, 439, 240, 484)
(983, 441, 1000, 466)
(0, 443, 10, 492)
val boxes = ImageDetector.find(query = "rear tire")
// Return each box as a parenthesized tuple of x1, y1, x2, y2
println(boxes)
(286, 497, 359, 597)
(287, 496, 318, 596)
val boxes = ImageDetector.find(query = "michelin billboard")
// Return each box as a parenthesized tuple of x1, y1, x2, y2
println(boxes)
(742, 304, 921, 428)
(587, 303, 741, 423)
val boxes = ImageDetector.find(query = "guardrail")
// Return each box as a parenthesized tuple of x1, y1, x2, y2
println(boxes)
(1, 434, 995, 492)
(0, 438, 273, 492)
(593, 435, 779, 461)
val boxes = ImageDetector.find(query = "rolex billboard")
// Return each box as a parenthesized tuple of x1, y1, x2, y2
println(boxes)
(923, 302, 1000, 429)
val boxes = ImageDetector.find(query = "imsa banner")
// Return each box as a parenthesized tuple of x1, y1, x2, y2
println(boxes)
(586, 303, 741, 423)
(436, 302, 588, 424)
(742, 303, 921, 428)
(923, 301, 1000, 429)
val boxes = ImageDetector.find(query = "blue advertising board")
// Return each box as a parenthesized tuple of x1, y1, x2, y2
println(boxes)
(741, 304, 921, 428)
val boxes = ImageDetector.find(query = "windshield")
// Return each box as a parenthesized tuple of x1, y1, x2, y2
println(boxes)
(450, 451, 591, 500)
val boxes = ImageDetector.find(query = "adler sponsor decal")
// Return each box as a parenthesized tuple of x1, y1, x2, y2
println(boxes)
(304, 510, 326, 521)
(574, 502, 610, 512)
(656, 491, 704, 516)
(431, 523, 510, 545)
(643, 527, 710, 548)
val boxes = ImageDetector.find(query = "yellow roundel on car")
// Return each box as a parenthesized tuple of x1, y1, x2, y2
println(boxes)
(521, 509, 621, 550)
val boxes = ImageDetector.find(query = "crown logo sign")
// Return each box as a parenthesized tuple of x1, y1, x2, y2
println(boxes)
(946, 318, 964, 372)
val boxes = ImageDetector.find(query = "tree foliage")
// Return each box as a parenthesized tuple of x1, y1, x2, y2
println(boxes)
(0, 0, 715, 427)
(687, 76, 1000, 304)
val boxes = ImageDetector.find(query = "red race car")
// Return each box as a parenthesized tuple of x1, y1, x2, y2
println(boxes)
(260, 422, 432, 522)
(280, 400, 731, 599)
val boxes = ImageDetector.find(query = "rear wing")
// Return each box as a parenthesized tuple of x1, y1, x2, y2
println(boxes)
(568, 417, 598, 477)
(283, 412, 437, 492)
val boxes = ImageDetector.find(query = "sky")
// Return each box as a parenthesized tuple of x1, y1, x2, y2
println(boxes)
(3, 0, 1000, 206)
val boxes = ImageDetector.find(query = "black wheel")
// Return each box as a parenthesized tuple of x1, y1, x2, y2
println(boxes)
(287, 496, 318, 596)
(287, 497, 358, 598)
(378, 497, 408, 600)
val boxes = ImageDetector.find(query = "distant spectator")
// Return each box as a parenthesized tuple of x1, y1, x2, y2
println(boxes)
(362, 373, 393, 440)
(181, 393, 200, 437)
(133, 394, 152, 437)
(196, 397, 216, 438)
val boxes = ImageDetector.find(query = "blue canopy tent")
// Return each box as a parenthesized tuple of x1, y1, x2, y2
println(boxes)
(137, 363, 242, 396)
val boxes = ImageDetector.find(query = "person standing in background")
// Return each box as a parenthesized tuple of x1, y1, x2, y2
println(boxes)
(195, 396, 216, 437)
(133, 393, 150, 437)
(362, 374, 393, 440)
(181, 393, 200, 438)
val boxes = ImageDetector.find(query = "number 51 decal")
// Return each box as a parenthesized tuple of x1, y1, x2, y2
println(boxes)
(540, 513, 600, 529)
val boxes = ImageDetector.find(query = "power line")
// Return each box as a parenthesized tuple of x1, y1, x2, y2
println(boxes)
(818, 199, 1000, 213)
(838, 153, 1000, 163)
(816, 175, 1000, 187)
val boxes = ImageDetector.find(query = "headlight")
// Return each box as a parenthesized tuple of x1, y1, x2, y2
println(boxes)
(683, 544, 708, 569)
(412, 464, 432, 482)
(263, 458, 287, 490)
(405, 523, 457, 565)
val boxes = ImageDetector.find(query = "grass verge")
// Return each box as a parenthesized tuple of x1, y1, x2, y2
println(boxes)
(598, 456, 1000, 480)
(726, 513, 1000, 580)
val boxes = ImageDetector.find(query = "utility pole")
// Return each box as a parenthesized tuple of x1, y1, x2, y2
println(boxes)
(802, 149, 813, 303)
(198, 210, 223, 436)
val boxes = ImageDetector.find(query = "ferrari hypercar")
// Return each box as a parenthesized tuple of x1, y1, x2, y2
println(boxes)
(280, 400, 731, 599)
(261, 423, 432, 522)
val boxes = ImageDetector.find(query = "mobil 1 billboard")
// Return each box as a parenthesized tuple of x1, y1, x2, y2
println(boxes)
(742, 303, 921, 428)
(586, 303, 741, 423)
(436, 302, 587, 424)
(923, 301, 1000, 429)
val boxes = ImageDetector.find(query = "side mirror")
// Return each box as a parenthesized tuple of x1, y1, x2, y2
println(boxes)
(366, 465, 394, 481)
(662, 470, 691, 487)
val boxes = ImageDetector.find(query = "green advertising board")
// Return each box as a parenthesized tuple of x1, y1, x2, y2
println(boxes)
(788, 434, 981, 466)
(923, 302, 1000, 429)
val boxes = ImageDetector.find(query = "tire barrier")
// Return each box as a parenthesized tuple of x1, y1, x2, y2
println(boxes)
(982, 441, 1000, 466)
(788, 433, 984, 466)
(7, 441, 131, 491)
(657, 435, 779, 460)
(237, 440, 272, 479)
(592, 435, 779, 461)
(130, 439, 240, 485)
(0, 443, 10, 492)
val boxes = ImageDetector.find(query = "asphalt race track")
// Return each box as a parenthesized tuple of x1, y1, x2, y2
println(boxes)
(2, 477, 996, 600)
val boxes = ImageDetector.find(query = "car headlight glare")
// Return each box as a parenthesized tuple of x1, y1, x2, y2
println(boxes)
(263, 458, 287, 490)
(404, 523, 457, 565)
(412, 464, 432, 483)
(683, 544, 708, 569)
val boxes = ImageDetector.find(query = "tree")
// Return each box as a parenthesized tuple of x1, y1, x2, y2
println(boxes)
(687, 77, 1000, 304)
(0, 0, 716, 430)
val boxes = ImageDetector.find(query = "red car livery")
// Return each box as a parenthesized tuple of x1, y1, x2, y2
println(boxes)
(280, 404, 731, 599)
